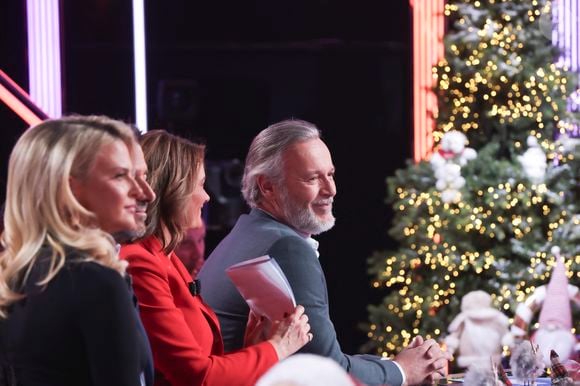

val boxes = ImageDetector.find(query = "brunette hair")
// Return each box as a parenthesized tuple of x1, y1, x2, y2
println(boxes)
(140, 130, 205, 253)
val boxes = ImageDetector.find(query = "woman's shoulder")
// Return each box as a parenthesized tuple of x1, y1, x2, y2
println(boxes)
(65, 260, 126, 288)
(62, 262, 135, 313)
(120, 236, 168, 269)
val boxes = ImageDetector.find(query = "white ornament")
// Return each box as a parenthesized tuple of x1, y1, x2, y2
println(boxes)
(441, 189, 461, 204)
(510, 341, 545, 384)
(430, 152, 446, 169)
(463, 363, 505, 386)
(451, 176, 466, 190)
(441, 131, 468, 154)
(558, 133, 580, 153)
(430, 131, 477, 203)
(518, 136, 547, 184)
(459, 147, 478, 166)
(444, 291, 510, 368)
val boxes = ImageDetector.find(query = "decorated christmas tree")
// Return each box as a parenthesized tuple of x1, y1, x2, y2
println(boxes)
(364, 0, 580, 357)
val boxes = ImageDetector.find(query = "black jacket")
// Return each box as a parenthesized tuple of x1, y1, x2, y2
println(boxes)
(0, 248, 153, 386)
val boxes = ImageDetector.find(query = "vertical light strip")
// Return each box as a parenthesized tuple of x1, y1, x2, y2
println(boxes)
(412, 0, 421, 160)
(572, 0, 578, 72)
(26, 0, 61, 118)
(133, 0, 148, 132)
(416, 2, 427, 161)
(566, 0, 572, 69)
(553, 0, 580, 137)
(411, 0, 445, 162)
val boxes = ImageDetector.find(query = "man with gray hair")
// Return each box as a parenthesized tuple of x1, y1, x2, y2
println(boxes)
(199, 119, 449, 386)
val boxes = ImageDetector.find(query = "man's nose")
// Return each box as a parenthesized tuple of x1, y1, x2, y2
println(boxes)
(137, 178, 156, 202)
(321, 176, 336, 197)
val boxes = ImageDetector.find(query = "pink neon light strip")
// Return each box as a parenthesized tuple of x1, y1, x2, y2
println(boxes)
(0, 69, 48, 125)
(27, 0, 61, 118)
(0, 83, 43, 126)
(411, 0, 444, 162)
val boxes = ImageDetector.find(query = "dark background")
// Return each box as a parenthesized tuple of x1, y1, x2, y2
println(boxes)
(1, 0, 411, 353)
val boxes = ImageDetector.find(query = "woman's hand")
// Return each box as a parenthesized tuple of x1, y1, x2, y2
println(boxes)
(267, 305, 312, 360)
(244, 310, 272, 346)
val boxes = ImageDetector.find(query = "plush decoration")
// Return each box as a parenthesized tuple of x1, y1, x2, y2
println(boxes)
(533, 247, 577, 367)
(510, 340, 545, 385)
(497, 362, 513, 386)
(560, 359, 580, 382)
(464, 360, 506, 386)
(430, 131, 477, 203)
(549, 350, 574, 385)
(506, 247, 580, 367)
(444, 290, 510, 368)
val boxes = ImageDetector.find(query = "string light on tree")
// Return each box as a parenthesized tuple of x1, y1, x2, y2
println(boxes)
(364, 0, 580, 358)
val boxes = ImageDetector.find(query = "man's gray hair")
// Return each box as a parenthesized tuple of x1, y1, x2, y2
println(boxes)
(242, 119, 320, 208)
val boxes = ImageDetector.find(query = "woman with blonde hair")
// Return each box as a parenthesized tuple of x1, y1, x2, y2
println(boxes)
(0, 116, 152, 386)
(120, 130, 312, 386)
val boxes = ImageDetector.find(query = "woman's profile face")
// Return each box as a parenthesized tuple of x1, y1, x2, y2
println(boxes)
(185, 164, 210, 229)
(71, 139, 140, 234)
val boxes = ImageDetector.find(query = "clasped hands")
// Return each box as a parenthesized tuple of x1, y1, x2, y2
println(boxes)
(395, 336, 452, 386)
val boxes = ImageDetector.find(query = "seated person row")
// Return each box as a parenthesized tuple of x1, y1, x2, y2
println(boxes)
(120, 130, 312, 386)
(1, 116, 448, 386)
(0, 117, 310, 386)
(199, 119, 451, 386)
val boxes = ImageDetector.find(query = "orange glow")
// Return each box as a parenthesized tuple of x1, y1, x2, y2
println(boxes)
(0, 69, 45, 126)
(0, 82, 43, 126)
(411, 0, 445, 162)
(0, 69, 31, 98)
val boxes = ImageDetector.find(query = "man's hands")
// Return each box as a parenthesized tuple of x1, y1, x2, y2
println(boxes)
(395, 336, 452, 386)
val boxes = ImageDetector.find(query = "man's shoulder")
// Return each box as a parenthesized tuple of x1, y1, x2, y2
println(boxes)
(239, 209, 287, 228)
(201, 211, 306, 273)
(234, 210, 299, 239)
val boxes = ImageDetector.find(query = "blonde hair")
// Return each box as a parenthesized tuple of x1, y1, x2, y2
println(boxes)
(0, 115, 137, 318)
(140, 130, 205, 254)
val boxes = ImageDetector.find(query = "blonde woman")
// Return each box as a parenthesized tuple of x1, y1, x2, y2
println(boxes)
(120, 130, 312, 386)
(0, 116, 153, 386)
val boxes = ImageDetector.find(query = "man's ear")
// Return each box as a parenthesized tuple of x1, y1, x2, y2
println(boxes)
(256, 174, 275, 199)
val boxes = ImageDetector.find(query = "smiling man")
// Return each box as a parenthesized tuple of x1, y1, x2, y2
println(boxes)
(199, 119, 449, 386)
(111, 130, 156, 244)
(130, 140, 156, 237)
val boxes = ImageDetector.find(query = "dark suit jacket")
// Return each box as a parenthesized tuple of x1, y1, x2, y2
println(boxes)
(199, 209, 404, 386)
(0, 248, 151, 386)
(120, 236, 278, 386)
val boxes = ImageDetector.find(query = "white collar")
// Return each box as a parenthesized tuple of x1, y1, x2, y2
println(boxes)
(305, 237, 320, 258)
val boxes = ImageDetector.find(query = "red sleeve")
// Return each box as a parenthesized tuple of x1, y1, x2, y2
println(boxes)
(120, 242, 278, 386)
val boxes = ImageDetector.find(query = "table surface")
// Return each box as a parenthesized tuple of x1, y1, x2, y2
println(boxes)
(437, 375, 553, 385)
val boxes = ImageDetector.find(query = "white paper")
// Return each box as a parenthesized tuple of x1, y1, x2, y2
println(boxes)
(226, 255, 296, 322)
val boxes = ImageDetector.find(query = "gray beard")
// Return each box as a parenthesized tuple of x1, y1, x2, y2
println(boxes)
(279, 187, 335, 235)
(112, 228, 146, 244)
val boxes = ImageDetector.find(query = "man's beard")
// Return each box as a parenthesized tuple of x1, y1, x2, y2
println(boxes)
(112, 226, 146, 244)
(112, 201, 148, 244)
(279, 186, 335, 235)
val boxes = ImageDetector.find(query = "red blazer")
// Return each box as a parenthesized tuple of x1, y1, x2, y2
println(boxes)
(120, 236, 278, 386)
